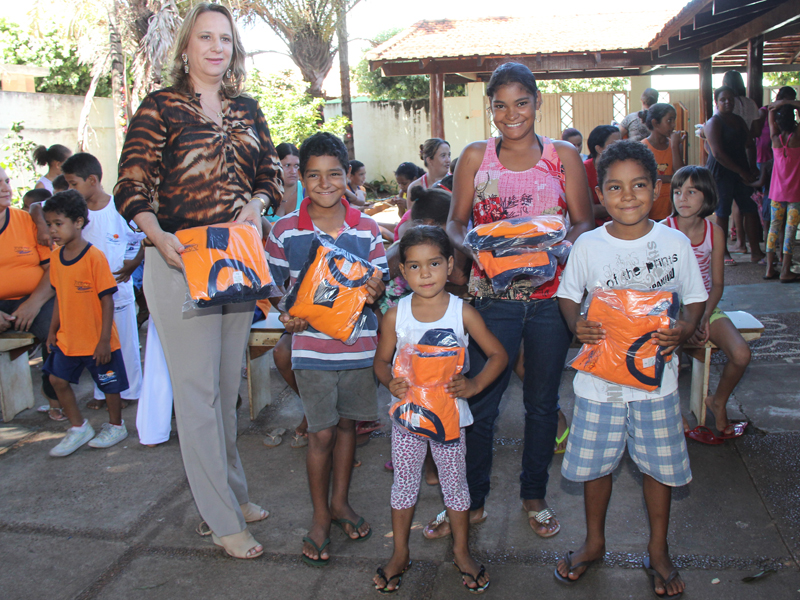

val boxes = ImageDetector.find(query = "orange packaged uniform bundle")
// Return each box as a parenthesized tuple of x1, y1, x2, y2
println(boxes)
(175, 222, 278, 310)
(280, 237, 378, 345)
(390, 341, 465, 445)
(570, 287, 680, 391)
(464, 216, 569, 292)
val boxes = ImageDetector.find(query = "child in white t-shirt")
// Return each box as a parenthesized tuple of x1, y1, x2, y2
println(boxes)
(62, 153, 144, 408)
(555, 141, 707, 598)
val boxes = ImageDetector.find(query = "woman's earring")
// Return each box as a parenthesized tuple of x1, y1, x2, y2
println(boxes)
(226, 68, 232, 80)
(182, 53, 189, 74)
(535, 111, 542, 123)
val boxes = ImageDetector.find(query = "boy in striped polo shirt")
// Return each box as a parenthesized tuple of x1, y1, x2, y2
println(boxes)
(266, 133, 388, 567)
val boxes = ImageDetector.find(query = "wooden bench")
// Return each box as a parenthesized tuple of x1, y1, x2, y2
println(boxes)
(246, 312, 285, 421)
(0, 331, 36, 422)
(684, 311, 764, 427)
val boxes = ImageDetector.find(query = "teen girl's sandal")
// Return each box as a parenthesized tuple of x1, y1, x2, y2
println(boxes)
(423, 509, 488, 539)
(211, 529, 263, 560)
(374, 561, 412, 594)
(643, 557, 683, 599)
(554, 426, 570, 454)
(453, 561, 490, 594)
(332, 516, 372, 541)
(301, 536, 331, 567)
(554, 550, 602, 585)
(525, 507, 561, 538)
(38, 405, 67, 421)
(196, 503, 270, 536)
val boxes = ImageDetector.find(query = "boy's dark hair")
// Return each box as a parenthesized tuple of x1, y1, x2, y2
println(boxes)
(775, 104, 798, 134)
(776, 86, 797, 101)
(449, 157, 458, 175)
(399, 224, 453, 263)
(561, 127, 582, 140)
(714, 85, 734, 102)
(276, 142, 299, 160)
(23, 188, 52, 205)
(638, 103, 676, 131)
(42, 190, 90, 226)
(32, 144, 71, 167)
(595, 140, 658, 189)
(395, 162, 424, 181)
(671, 166, 718, 219)
(349, 160, 365, 174)
(587, 125, 620, 159)
(487, 62, 538, 98)
(410, 187, 451, 225)
(298, 132, 348, 175)
(52, 174, 69, 192)
(62, 152, 103, 182)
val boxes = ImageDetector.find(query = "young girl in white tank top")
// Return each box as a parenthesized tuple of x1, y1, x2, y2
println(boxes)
(373, 225, 507, 594)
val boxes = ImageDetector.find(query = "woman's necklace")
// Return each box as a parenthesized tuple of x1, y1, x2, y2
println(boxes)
(199, 96, 223, 122)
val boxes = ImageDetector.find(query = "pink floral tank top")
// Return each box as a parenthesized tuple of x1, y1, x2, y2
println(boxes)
(470, 136, 568, 300)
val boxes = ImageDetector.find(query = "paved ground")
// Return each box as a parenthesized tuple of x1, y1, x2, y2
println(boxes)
(2, 245, 799, 600)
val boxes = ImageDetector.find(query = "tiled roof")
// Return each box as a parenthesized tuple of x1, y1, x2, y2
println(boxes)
(367, 11, 681, 62)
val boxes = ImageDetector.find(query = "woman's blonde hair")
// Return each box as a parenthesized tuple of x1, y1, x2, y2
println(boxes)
(170, 2, 247, 98)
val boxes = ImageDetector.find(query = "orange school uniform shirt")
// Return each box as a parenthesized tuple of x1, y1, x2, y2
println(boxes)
(0, 207, 51, 300)
(49, 243, 120, 356)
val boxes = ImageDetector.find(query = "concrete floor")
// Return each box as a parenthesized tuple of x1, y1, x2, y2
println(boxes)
(2, 248, 799, 600)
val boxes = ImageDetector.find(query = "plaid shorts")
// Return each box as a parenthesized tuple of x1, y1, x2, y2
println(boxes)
(561, 391, 691, 487)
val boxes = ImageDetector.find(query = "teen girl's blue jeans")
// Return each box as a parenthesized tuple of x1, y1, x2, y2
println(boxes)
(465, 297, 572, 510)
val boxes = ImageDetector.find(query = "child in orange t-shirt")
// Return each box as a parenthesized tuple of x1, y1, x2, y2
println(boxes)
(42, 190, 129, 457)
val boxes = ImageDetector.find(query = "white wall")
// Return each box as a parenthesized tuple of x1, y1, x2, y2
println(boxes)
(0, 91, 118, 191)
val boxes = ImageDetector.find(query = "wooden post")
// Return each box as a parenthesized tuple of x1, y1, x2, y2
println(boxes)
(698, 58, 713, 165)
(748, 35, 764, 108)
(430, 72, 445, 139)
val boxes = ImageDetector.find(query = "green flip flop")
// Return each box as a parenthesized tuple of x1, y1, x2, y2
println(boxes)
(301, 536, 331, 567)
(332, 517, 372, 541)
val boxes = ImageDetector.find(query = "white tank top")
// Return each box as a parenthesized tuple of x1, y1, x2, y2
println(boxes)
(37, 176, 54, 193)
(665, 217, 713, 293)
(395, 293, 473, 427)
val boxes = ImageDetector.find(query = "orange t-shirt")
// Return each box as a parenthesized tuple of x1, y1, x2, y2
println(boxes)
(641, 139, 675, 221)
(49, 243, 120, 356)
(0, 207, 51, 300)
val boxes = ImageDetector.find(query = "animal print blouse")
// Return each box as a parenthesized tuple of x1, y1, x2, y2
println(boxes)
(115, 88, 283, 233)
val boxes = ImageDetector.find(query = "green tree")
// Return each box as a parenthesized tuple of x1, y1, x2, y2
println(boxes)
(248, 69, 349, 145)
(0, 18, 111, 97)
(352, 29, 465, 100)
(0, 122, 40, 204)
(537, 77, 629, 93)
(764, 72, 799, 87)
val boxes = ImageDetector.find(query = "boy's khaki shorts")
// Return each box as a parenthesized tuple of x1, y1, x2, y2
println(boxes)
(295, 367, 378, 433)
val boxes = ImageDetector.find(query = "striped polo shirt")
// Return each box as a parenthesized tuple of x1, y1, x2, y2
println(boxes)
(266, 198, 388, 371)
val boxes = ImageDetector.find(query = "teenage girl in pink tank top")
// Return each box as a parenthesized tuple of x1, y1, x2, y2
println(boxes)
(440, 63, 593, 551)
(665, 165, 751, 439)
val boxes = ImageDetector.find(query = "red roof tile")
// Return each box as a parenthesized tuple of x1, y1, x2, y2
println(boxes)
(368, 11, 681, 62)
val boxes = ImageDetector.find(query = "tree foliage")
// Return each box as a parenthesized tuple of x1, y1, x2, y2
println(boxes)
(537, 77, 629, 93)
(0, 122, 40, 204)
(0, 18, 111, 97)
(248, 69, 349, 145)
(764, 72, 799, 87)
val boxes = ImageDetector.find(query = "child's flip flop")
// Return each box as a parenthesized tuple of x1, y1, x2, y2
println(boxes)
(717, 420, 748, 439)
(554, 426, 570, 454)
(685, 425, 723, 445)
(332, 517, 372, 541)
(374, 560, 412, 594)
(301, 536, 331, 567)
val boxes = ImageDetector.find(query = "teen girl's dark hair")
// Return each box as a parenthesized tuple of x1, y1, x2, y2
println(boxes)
(775, 105, 799, 135)
(587, 125, 620, 159)
(776, 86, 797, 101)
(419, 139, 449, 166)
(62, 153, 103, 182)
(349, 160, 365, 174)
(722, 70, 746, 97)
(276, 143, 299, 161)
(395, 162, 424, 181)
(298, 132, 349, 174)
(32, 144, 71, 167)
(399, 224, 453, 263)
(596, 140, 658, 189)
(42, 189, 90, 226)
(486, 62, 538, 97)
(562, 128, 582, 140)
(670, 166, 718, 219)
(714, 86, 734, 102)
(409, 187, 451, 226)
(638, 103, 676, 131)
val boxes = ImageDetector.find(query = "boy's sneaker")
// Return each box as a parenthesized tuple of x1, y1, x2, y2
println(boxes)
(49, 420, 95, 457)
(88, 421, 128, 449)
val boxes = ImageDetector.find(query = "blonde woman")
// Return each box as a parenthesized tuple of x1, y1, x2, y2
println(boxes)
(115, 2, 283, 560)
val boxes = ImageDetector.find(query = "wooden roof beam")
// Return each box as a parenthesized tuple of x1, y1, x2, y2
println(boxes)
(712, 0, 770, 16)
(700, 2, 800, 58)
(649, 0, 713, 49)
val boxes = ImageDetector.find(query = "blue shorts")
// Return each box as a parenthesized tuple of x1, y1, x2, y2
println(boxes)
(561, 391, 691, 487)
(43, 345, 129, 394)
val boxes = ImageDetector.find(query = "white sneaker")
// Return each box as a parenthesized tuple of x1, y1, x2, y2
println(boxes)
(88, 421, 128, 448)
(49, 420, 95, 457)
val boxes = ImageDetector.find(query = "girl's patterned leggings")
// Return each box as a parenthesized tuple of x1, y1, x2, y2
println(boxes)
(390, 424, 471, 511)
(767, 201, 800, 255)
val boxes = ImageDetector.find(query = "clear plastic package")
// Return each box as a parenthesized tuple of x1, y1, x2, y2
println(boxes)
(389, 339, 465, 444)
(463, 215, 566, 252)
(478, 240, 572, 293)
(570, 286, 680, 391)
(279, 237, 378, 345)
(175, 222, 279, 311)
